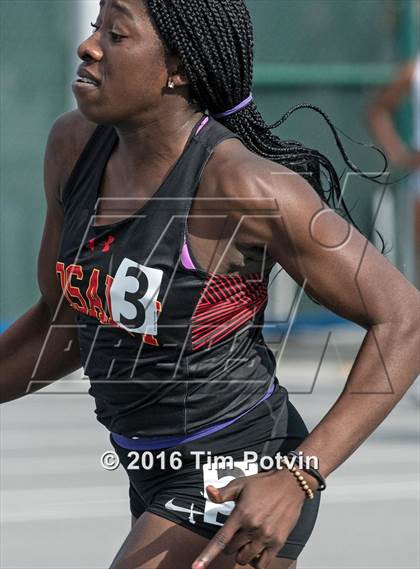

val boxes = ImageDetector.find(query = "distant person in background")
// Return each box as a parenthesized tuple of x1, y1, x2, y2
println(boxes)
(367, 54, 420, 288)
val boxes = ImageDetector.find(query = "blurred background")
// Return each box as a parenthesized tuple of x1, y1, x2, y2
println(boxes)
(1, 1, 419, 568)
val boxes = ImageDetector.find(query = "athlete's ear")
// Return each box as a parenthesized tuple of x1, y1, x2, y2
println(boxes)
(168, 61, 189, 88)
(165, 49, 189, 88)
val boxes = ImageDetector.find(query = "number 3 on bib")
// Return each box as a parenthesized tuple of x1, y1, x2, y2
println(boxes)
(110, 258, 163, 335)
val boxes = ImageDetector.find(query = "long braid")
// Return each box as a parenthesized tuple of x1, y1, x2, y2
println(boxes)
(147, 0, 389, 259)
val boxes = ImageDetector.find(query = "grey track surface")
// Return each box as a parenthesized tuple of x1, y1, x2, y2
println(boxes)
(1, 329, 419, 568)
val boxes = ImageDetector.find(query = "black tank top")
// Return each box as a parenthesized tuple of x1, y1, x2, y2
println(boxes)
(57, 115, 284, 436)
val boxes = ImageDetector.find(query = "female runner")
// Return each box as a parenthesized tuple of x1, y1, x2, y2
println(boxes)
(1, 1, 419, 568)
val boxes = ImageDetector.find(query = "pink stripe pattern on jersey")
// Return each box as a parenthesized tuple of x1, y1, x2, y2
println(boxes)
(191, 272, 268, 350)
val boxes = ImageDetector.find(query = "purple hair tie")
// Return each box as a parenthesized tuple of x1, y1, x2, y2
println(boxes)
(213, 93, 253, 119)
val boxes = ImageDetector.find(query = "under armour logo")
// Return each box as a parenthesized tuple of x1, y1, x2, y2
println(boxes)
(88, 235, 116, 253)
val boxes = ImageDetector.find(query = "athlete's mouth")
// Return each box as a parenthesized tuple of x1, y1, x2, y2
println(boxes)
(76, 76, 101, 87)
(76, 69, 101, 87)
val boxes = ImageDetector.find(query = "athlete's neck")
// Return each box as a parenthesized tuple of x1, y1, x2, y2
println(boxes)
(111, 108, 204, 190)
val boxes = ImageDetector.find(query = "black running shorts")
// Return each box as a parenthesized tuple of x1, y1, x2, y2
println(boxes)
(110, 381, 321, 560)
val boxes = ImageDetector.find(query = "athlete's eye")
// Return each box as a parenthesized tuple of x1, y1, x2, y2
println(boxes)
(109, 31, 126, 43)
(89, 21, 127, 43)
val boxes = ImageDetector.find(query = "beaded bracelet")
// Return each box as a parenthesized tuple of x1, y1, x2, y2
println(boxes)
(287, 450, 327, 491)
(279, 458, 315, 500)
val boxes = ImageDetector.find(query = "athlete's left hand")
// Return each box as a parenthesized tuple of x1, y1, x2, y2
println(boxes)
(191, 467, 309, 569)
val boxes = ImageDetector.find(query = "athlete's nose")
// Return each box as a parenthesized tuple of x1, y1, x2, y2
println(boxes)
(77, 33, 103, 63)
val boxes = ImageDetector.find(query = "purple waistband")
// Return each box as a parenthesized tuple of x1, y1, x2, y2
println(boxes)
(111, 381, 276, 451)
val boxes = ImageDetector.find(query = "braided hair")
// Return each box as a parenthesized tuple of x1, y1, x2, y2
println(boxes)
(147, 0, 389, 256)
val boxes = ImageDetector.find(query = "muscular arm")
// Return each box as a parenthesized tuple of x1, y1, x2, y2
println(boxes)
(224, 156, 420, 480)
(0, 111, 96, 403)
(189, 152, 420, 569)
(366, 59, 420, 169)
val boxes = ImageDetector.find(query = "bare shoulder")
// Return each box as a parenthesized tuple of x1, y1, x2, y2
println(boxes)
(199, 136, 329, 265)
(45, 109, 98, 202)
(202, 136, 322, 212)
